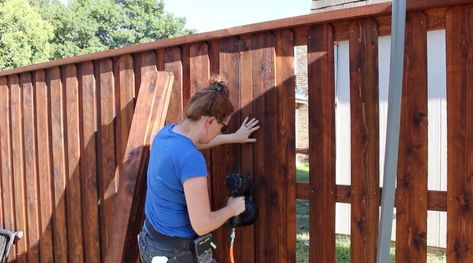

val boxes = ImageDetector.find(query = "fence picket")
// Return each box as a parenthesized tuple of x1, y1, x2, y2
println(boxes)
(64, 64, 84, 263)
(10, 74, 27, 263)
(34, 70, 54, 263)
(49, 67, 68, 263)
(275, 29, 297, 262)
(97, 59, 116, 256)
(349, 19, 380, 263)
(0, 76, 16, 260)
(164, 47, 183, 124)
(307, 24, 335, 262)
(79, 61, 101, 263)
(308, 23, 336, 263)
(214, 37, 241, 261)
(238, 35, 256, 263)
(251, 32, 281, 263)
(116, 55, 136, 176)
(395, 12, 428, 262)
(21, 72, 40, 263)
(446, 4, 473, 262)
(189, 43, 210, 96)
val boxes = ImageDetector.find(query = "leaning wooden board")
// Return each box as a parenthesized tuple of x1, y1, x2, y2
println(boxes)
(105, 71, 174, 262)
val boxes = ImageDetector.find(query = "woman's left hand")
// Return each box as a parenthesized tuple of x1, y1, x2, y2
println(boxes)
(232, 117, 260, 143)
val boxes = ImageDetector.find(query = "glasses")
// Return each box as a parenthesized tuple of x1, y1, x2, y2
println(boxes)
(218, 120, 228, 133)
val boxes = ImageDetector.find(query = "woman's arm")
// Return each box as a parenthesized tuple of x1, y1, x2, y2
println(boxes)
(183, 176, 245, 236)
(196, 117, 260, 149)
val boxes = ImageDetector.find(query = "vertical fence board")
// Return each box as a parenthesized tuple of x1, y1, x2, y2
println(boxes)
(307, 23, 336, 262)
(210, 40, 220, 75)
(106, 70, 173, 262)
(64, 64, 84, 263)
(275, 29, 296, 262)
(349, 19, 379, 263)
(238, 35, 256, 263)
(34, 70, 54, 263)
(10, 74, 27, 263)
(252, 32, 281, 263)
(189, 43, 210, 96)
(116, 55, 135, 178)
(79, 61, 101, 263)
(212, 37, 240, 261)
(0, 76, 16, 258)
(122, 52, 157, 263)
(251, 32, 268, 263)
(115, 56, 137, 255)
(78, 62, 101, 262)
(49, 67, 68, 263)
(446, 4, 473, 262)
(208, 39, 220, 219)
(97, 58, 116, 255)
(164, 47, 183, 123)
(157, 49, 165, 71)
(395, 12, 428, 263)
(188, 43, 211, 171)
(140, 52, 158, 149)
(181, 45, 191, 104)
(21, 72, 40, 263)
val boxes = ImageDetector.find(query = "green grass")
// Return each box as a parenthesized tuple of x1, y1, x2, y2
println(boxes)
(296, 161, 309, 183)
(295, 164, 446, 262)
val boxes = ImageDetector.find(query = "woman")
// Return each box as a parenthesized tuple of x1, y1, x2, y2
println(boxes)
(138, 75, 260, 263)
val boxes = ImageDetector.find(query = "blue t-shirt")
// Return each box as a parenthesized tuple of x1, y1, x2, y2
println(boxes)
(145, 124, 207, 239)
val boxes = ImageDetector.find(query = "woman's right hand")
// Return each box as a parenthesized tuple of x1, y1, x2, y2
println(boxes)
(227, 196, 246, 216)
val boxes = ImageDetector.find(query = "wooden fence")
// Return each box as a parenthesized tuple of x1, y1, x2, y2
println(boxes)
(1, 0, 473, 262)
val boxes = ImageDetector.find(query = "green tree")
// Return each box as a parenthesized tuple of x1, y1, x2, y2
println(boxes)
(96, 0, 192, 48)
(46, 0, 109, 59)
(0, 0, 53, 70)
(43, 0, 193, 60)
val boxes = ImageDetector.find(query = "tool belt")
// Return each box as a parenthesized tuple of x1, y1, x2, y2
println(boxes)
(144, 218, 193, 250)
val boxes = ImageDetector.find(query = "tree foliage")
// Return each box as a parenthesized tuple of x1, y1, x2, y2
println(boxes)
(43, 0, 192, 60)
(0, 0, 54, 70)
(0, 0, 192, 70)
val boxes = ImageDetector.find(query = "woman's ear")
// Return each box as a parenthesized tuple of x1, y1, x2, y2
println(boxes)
(207, 116, 217, 125)
(202, 116, 214, 128)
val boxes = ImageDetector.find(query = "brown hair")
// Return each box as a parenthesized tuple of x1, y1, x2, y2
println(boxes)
(184, 74, 234, 122)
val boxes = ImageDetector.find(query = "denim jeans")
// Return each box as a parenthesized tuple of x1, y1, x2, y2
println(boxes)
(138, 227, 195, 263)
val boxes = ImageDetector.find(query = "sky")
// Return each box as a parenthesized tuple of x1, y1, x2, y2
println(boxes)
(163, 0, 313, 33)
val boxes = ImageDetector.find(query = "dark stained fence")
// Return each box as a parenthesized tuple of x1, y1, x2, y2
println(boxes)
(349, 18, 380, 263)
(446, 4, 473, 262)
(395, 11, 428, 263)
(1, 1, 473, 262)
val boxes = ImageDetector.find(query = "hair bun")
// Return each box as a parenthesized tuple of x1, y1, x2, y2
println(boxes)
(209, 73, 229, 95)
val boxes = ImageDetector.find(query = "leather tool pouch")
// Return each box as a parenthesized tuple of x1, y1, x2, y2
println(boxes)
(192, 234, 216, 263)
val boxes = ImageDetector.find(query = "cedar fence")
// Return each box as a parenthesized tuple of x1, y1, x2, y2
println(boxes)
(1, 0, 473, 262)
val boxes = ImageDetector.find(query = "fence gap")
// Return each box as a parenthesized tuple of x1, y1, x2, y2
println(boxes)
(334, 39, 352, 260)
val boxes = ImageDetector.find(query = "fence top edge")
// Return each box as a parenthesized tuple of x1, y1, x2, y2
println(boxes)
(0, 0, 469, 78)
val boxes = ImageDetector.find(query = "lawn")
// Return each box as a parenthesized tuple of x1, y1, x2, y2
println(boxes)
(295, 162, 446, 263)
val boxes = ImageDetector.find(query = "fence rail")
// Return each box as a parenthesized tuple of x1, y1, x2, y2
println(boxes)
(1, 0, 473, 262)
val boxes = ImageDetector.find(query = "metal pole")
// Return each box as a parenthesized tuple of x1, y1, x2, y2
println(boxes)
(376, 0, 406, 262)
